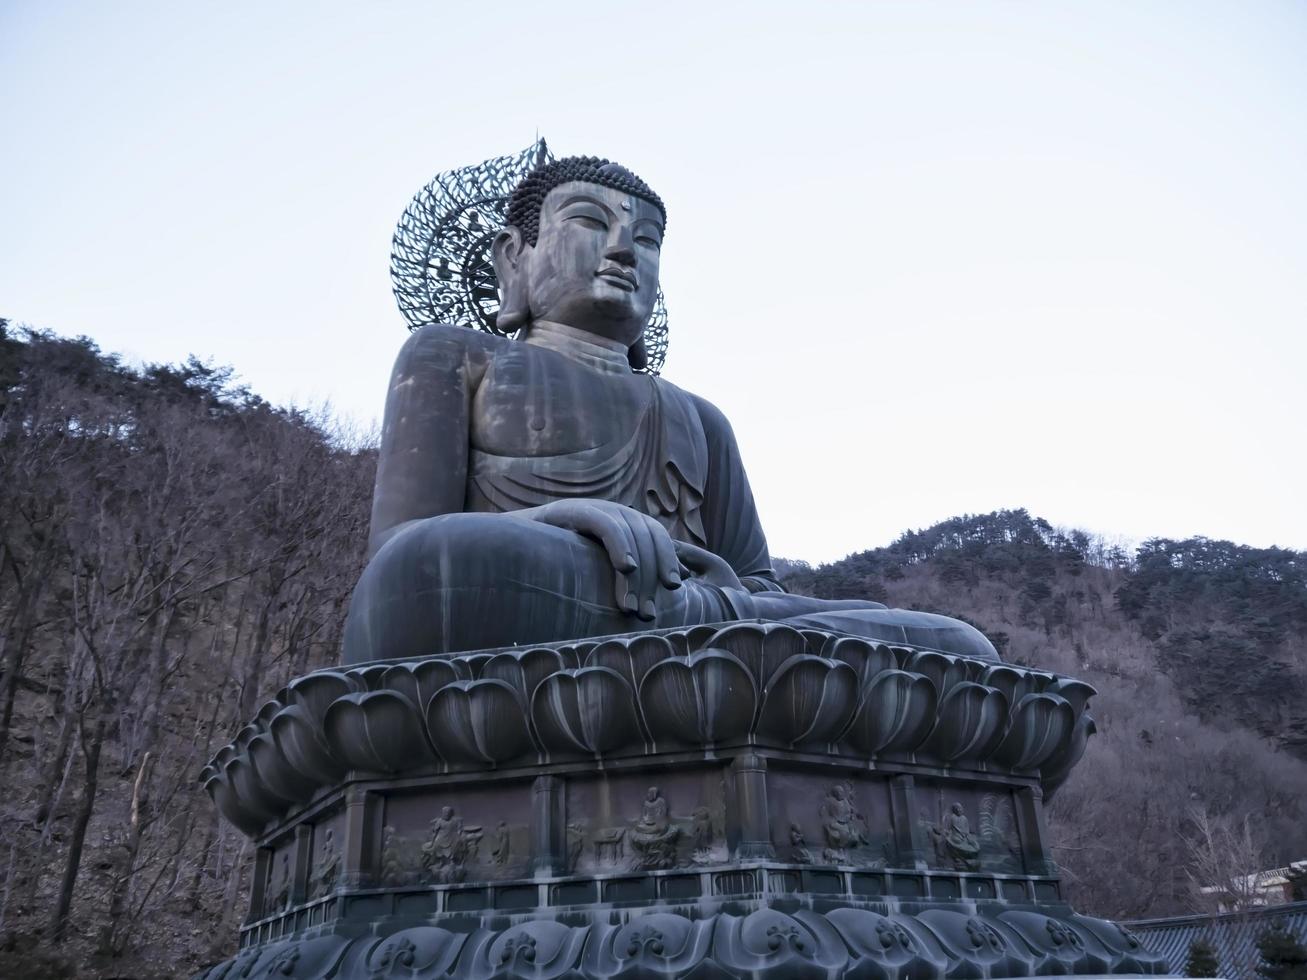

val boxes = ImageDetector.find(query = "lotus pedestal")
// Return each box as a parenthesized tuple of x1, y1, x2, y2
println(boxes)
(195, 620, 1168, 979)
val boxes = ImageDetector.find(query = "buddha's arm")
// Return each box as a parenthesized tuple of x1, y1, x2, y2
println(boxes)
(367, 324, 484, 557)
(367, 326, 682, 619)
(689, 394, 786, 594)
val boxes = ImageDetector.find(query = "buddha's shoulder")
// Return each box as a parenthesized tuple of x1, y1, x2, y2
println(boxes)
(651, 378, 735, 437)
(397, 323, 510, 364)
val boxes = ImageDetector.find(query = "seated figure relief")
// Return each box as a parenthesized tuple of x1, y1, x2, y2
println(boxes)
(343, 156, 998, 663)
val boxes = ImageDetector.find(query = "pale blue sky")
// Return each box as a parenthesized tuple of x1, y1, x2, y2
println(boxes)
(3, 1, 1304, 561)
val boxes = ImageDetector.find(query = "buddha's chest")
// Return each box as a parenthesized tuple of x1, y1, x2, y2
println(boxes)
(470, 349, 651, 456)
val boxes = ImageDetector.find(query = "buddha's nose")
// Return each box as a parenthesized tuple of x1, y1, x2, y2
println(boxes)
(605, 225, 636, 266)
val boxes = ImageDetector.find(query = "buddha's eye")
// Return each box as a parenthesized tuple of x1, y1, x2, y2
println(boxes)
(566, 214, 608, 231)
(636, 235, 661, 250)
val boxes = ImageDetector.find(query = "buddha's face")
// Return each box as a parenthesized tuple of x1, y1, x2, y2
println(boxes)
(504, 181, 663, 347)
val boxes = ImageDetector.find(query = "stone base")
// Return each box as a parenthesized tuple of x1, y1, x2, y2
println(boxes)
(196, 892, 1170, 979)
(197, 621, 1164, 978)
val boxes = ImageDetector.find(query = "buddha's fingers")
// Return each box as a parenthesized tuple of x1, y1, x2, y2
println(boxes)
(550, 504, 637, 576)
(618, 509, 660, 621)
(651, 523, 681, 592)
(611, 568, 639, 617)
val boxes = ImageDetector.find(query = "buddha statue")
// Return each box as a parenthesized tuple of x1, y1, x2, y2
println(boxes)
(342, 156, 998, 664)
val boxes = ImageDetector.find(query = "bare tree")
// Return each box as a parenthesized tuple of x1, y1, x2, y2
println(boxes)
(1184, 805, 1268, 914)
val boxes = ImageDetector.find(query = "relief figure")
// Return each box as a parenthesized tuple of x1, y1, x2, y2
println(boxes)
(421, 805, 483, 884)
(309, 828, 339, 899)
(819, 784, 868, 864)
(789, 824, 815, 865)
(629, 786, 680, 870)
(929, 802, 981, 872)
(490, 820, 511, 866)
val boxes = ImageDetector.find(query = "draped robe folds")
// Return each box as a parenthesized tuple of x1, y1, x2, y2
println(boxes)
(467, 372, 781, 594)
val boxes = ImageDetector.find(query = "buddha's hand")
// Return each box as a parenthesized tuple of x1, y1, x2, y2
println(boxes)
(518, 500, 682, 621)
(671, 540, 744, 592)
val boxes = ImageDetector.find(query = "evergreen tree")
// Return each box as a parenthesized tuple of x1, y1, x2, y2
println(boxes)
(1185, 937, 1220, 978)
(1256, 922, 1307, 980)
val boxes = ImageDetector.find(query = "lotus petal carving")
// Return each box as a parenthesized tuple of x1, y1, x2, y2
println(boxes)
(683, 624, 724, 651)
(202, 624, 1106, 839)
(233, 722, 262, 752)
(531, 667, 640, 755)
(798, 629, 835, 654)
(425, 679, 533, 765)
(757, 655, 859, 747)
(978, 665, 1032, 706)
(708, 622, 808, 688)
(479, 647, 571, 704)
(904, 650, 969, 699)
(925, 682, 1009, 761)
(270, 704, 344, 785)
(248, 730, 317, 803)
(379, 659, 469, 716)
(203, 768, 268, 837)
(994, 693, 1075, 770)
(823, 637, 898, 688)
(285, 672, 351, 726)
(253, 699, 281, 727)
(222, 754, 283, 828)
(842, 669, 937, 755)
(1047, 677, 1096, 717)
(639, 649, 756, 744)
(1042, 713, 1097, 798)
(323, 691, 432, 772)
(345, 664, 390, 692)
(203, 746, 272, 836)
(586, 633, 676, 693)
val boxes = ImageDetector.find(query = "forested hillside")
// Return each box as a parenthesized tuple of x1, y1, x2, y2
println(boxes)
(778, 512, 1307, 918)
(1, 323, 1304, 977)
(0, 325, 375, 977)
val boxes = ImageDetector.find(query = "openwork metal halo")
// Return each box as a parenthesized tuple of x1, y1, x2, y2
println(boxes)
(390, 139, 670, 375)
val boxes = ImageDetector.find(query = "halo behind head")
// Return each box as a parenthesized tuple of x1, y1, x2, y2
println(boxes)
(390, 141, 670, 374)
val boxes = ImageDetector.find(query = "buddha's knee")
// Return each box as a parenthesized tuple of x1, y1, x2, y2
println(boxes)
(341, 513, 613, 663)
(778, 607, 1000, 661)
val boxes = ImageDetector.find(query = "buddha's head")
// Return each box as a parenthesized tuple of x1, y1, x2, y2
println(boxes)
(494, 156, 666, 369)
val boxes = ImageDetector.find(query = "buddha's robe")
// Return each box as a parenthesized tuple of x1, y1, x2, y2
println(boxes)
(468, 363, 779, 595)
(342, 323, 998, 663)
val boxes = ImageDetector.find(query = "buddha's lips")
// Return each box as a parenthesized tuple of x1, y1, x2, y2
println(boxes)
(596, 268, 637, 290)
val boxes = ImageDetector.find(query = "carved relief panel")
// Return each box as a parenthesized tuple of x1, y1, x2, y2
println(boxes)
(380, 783, 531, 886)
(262, 842, 294, 916)
(308, 810, 344, 900)
(768, 769, 893, 868)
(915, 780, 1022, 873)
(565, 768, 727, 876)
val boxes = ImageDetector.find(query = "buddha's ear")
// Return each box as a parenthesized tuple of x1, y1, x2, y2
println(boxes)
(492, 226, 530, 335)
(627, 332, 649, 372)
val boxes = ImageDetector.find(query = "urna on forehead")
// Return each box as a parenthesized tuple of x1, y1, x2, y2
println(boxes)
(505, 155, 667, 246)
